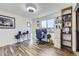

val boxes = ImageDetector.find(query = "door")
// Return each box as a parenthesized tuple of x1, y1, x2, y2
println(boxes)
(76, 8, 79, 51)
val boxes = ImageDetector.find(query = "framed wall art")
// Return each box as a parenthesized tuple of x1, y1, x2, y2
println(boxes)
(0, 15, 15, 29)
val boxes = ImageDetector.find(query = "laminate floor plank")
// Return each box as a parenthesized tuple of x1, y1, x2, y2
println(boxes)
(0, 40, 76, 56)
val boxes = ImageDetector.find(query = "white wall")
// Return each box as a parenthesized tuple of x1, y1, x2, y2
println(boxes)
(72, 11, 76, 51)
(0, 11, 31, 47)
(72, 4, 77, 51)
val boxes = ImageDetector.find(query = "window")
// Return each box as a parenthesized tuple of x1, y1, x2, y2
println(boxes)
(41, 18, 55, 28)
(41, 20, 47, 28)
(47, 19, 55, 28)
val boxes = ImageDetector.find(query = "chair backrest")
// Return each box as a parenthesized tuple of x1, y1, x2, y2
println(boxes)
(47, 34, 51, 39)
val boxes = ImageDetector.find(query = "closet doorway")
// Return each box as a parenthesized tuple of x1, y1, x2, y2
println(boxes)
(76, 7, 79, 51)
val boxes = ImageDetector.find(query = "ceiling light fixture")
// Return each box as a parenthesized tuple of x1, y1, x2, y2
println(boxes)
(26, 7, 36, 14)
(26, 4, 37, 14)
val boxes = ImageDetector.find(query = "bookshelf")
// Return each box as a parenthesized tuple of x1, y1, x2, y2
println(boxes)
(61, 6, 72, 50)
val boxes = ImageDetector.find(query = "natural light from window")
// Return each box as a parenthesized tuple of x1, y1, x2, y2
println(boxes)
(47, 19, 55, 28)
(41, 20, 47, 28)
(41, 18, 55, 29)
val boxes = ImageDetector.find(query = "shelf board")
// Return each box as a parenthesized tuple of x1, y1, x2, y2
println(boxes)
(63, 20, 71, 22)
(62, 13, 72, 16)
(61, 45, 72, 51)
(61, 6, 72, 50)
(63, 40, 71, 42)
(62, 32, 72, 35)
(62, 45, 72, 48)
(62, 32, 72, 34)
(63, 26, 71, 28)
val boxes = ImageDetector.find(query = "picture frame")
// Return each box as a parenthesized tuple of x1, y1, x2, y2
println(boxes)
(0, 15, 15, 29)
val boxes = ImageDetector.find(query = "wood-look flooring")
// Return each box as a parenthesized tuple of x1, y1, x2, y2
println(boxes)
(0, 40, 77, 56)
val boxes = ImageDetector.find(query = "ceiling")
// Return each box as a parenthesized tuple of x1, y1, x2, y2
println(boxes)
(0, 3, 74, 19)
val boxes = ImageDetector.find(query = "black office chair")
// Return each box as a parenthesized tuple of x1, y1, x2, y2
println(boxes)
(15, 31, 21, 44)
(47, 34, 51, 39)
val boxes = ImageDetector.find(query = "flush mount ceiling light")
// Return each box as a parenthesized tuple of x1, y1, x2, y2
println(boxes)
(26, 7, 36, 14)
(26, 3, 37, 14)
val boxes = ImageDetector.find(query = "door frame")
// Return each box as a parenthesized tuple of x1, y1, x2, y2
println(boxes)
(76, 8, 78, 51)
(76, 3, 79, 51)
